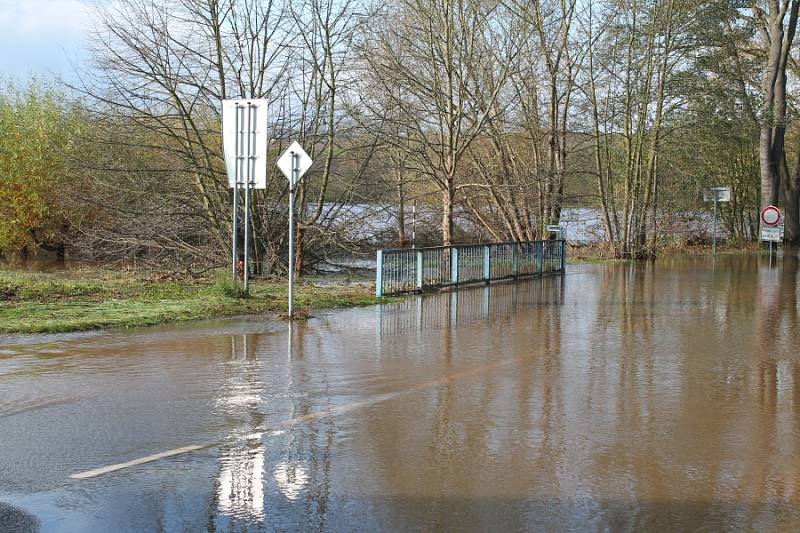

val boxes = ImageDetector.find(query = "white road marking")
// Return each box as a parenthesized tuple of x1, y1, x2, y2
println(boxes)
(70, 358, 518, 480)
(70, 444, 208, 479)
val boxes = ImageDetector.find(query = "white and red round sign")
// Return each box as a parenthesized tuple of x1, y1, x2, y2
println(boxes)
(761, 205, 782, 227)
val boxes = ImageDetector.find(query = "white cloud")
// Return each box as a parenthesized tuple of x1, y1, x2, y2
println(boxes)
(0, 0, 92, 43)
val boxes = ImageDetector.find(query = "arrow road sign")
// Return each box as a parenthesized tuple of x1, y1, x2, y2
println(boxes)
(276, 141, 313, 187)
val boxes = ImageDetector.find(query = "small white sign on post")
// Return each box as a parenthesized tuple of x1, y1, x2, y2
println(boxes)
(760, 205, 784, 267)
(546, 224, 564, 239)
(704, 186, 731, 257)
(276, 141, 313, 320)
(761, 226, 783, 242)
(703, 186, 731, 203)
(276, 141, 313, 187)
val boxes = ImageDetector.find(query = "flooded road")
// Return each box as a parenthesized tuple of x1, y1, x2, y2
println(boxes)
(1, 254, 800, 532)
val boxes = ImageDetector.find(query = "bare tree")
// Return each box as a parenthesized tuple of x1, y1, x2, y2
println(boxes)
(359, 0, 520, 245)
(752, 0, 800, 243)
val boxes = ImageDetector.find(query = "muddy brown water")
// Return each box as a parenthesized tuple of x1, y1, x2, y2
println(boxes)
(1, 254, 799, 532)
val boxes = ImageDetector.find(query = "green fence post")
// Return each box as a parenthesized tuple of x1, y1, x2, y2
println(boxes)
(376, 250, 384, 297)
(450, 247, 459, 286)
(512, 243, 519, 278)
(536, 241, 543, 274)
(483, 245, 491, 284)
(416, 250, 424, 291)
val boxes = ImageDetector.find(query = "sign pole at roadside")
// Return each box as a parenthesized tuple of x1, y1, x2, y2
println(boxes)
(712, 196, 717, 257)
(288, 152, 297, 318)
(277, 141, 313, 319)
(222, 99, 269, 291)
(703, 187, 731, 257)
(760, 205, 783, 268)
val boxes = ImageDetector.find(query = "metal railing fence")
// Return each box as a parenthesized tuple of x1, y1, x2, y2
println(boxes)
(376, 239, 565, 296)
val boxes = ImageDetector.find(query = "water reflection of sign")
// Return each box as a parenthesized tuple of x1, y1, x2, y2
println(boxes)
(217, 444, 266, 520)
(274, 461, 309, 500)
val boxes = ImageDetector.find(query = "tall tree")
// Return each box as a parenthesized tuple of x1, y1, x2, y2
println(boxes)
(359, 0, 520, 245)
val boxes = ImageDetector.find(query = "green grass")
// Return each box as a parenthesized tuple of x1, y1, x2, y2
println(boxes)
(0, 268, 387, 334)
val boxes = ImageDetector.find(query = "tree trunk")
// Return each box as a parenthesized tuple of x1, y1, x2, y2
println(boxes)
(441, 182, 454, 246)
(786, 148, 800, 245)
(294, 226, 304, 277)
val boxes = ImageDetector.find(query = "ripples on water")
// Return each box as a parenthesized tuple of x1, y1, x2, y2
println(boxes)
(1, 254, 800, 531)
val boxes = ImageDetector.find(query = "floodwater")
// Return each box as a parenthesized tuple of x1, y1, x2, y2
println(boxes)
(1, 254, 799, 532)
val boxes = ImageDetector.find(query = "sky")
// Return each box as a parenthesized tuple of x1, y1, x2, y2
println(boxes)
(0, 0, 98, 82)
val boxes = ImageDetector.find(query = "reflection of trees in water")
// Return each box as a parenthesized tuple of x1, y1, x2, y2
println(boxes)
(748, 252, 800, 504)
(376, 277, 564, 335)
(362, 276, 566, 528)
(285, 322, 334, 531)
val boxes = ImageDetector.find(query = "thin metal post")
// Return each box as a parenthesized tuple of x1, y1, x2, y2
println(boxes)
(232, 181, 238, 280)
(512, 243, 519, 278)
(536, 241, 543, 274)
(449, 289, 458, 328)
(561, 239, 566, 272)
(416, 250, 423, 291)
(412, 200, 417, 248)
(232, 104, 242, 280)
(376, 250, 384, 297)
(243, 103, 253, 293)
(289, 152, 298, 317)
(769, 241, 773, 268)
(482, 245, 490, 283)
(415, 294, 423, 332)
(712, 197, 718, 257)
(450, 247, 459, 286)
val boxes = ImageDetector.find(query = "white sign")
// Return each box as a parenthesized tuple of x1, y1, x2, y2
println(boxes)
(704, 186, 731, 202)
(276, 141, 313, 187)
(546, 224, 564, 239)
(222, 99, 269, 189)
(761, 205, 781, 227)
(761, 225, 783, 242)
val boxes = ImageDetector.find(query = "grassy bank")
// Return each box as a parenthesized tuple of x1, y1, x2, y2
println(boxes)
(0, 269, 383, 334)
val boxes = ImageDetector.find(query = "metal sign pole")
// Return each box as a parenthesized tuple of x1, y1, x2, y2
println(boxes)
(223, 99, 269, 286)
(232, 104, 241, 280)
(276, 140, 313, 317)
(243, 103, 253, 293)
(712, 196, 718, 257)
(288, 152, 298, 319)
(412, 200, 417, 248)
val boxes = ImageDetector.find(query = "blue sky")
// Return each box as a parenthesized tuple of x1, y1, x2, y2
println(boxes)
(0, 0, 97, 82)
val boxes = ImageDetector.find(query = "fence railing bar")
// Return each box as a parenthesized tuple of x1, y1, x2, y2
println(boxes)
(377, 239, 566, 296)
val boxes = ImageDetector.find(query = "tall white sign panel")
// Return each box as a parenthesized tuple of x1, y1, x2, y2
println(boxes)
(222, 99, 269, 189)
